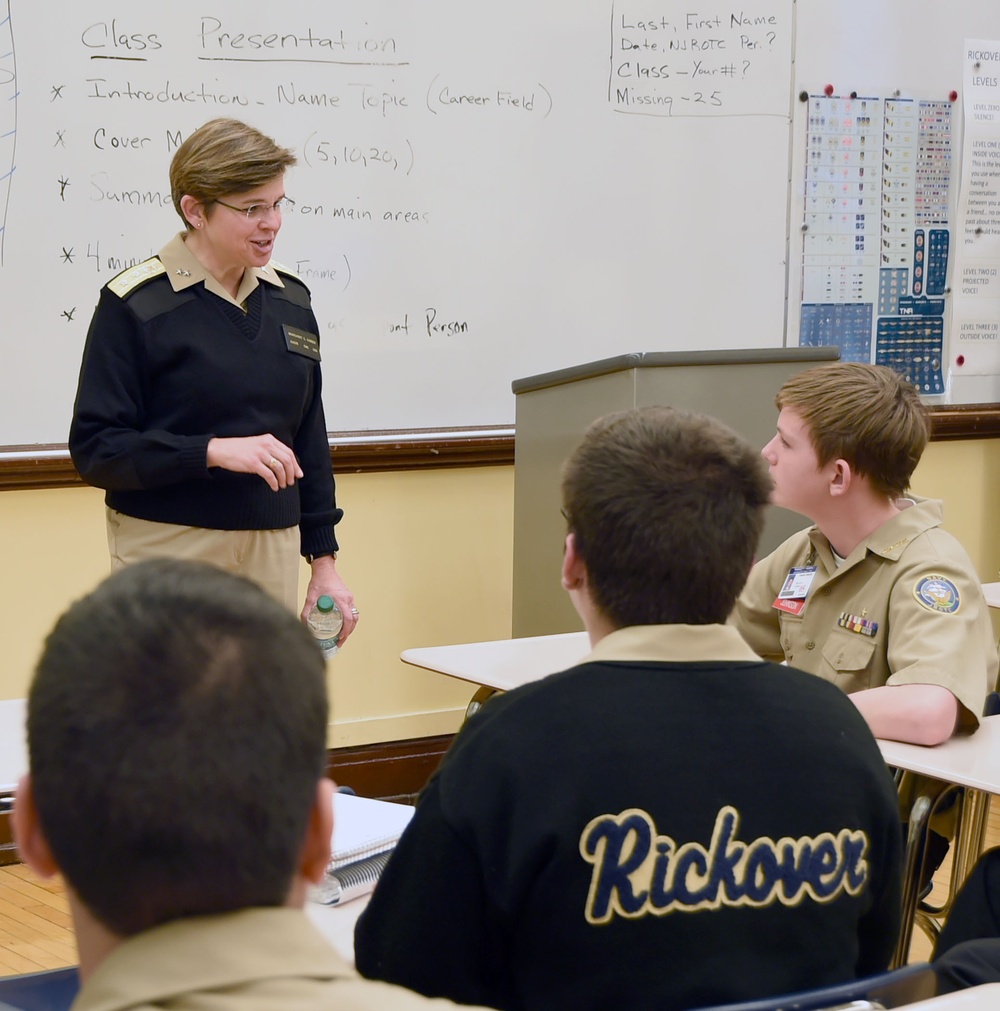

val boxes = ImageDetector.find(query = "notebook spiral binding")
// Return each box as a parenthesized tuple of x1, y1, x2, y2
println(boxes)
(311, 849, 394, 907)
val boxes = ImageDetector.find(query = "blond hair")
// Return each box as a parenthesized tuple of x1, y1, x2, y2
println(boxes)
(169, 118, 296, 228)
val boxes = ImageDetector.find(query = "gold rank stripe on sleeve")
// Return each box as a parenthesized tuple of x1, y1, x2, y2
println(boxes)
(107, 258, 167, 298)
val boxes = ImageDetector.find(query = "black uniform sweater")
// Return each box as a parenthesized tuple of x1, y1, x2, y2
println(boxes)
(69, 268, 341, 558)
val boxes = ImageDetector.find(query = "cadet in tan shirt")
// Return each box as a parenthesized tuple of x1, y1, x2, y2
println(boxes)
(14, 560, 492, 1011)
(732, 363, 997, 745)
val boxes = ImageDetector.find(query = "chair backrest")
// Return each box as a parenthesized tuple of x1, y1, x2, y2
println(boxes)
(689, 961, 937, 1011)
(0, 966, 80, 1011)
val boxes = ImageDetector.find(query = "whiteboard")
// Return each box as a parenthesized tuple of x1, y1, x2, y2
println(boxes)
(0, 1, 794, 446)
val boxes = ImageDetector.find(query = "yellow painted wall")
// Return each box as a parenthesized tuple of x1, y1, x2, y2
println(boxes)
(0, 465, 515, 747)
(2, 440, 998, 745)
(911, 440, 1000, 582)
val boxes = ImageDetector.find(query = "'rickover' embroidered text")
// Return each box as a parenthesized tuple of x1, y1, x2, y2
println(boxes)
(579, 805, 869, 924)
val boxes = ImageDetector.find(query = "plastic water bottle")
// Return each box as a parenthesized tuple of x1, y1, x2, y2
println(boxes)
(307, 595, 343, 660)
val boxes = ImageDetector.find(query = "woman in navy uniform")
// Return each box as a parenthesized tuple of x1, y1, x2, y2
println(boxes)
(70, 118, 357, 642)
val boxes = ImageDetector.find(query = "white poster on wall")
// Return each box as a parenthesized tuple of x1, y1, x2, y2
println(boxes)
(951, 39, 1000, 388)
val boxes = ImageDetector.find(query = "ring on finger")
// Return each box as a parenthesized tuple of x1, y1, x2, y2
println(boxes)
(351, 607, 360, 616)
(268, 457, 279, 468)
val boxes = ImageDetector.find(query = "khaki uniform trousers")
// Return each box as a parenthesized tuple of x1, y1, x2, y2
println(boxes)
(107, 508, 300, 613)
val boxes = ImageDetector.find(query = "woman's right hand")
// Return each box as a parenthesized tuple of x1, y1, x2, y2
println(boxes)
(206, 435, 304, 491)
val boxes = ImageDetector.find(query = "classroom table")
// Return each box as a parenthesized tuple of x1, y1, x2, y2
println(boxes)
(0, 699, 27, 861)
(0, 699, 27, 794)
(402, 631, 589, 718)
(305, 895, 368, 966)
(401, 631, 589, 693)
(877, 717, 1000, 969)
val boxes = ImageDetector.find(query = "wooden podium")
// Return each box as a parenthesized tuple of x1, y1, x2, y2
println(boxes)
(511, 347, 838, 637)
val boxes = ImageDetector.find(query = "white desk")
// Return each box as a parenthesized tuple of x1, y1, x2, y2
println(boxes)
(878, 716, 1000, 794)
(305, 894, 368, 966)
(0, 699, 27, 794)
(401, 631, 589, 692)
(878, 716, 1000, 968)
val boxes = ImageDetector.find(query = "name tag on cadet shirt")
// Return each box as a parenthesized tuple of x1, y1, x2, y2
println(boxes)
(283, 325, 321, 361)
(772, 565, 817, 616)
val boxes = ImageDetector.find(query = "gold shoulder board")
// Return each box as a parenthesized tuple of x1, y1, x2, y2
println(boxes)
(107, 258, 167, 298)
(266, 258, 301, 281)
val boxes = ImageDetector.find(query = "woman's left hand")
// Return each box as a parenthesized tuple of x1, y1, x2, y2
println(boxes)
(301, 555, 358, 646)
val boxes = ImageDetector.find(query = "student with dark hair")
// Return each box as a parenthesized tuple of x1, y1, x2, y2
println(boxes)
(733, 362, 996, 745)
(354, 407, 903, 1011)
(14, 559, 489, 1011)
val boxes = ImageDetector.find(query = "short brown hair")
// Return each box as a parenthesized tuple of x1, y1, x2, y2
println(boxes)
(561, 407, 772, 626)
(28, 559, 327, 937)
(169, 118, 297, 227)
(776, 363, 929, 498)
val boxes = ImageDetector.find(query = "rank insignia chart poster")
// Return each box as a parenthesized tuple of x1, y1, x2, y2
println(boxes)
(796, 91, 956, 395)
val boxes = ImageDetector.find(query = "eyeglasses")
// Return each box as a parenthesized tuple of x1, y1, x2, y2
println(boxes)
(213, 197, 295, 221)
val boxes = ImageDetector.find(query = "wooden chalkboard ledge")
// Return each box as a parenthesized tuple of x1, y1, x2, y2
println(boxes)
(0, 427, 516, 491)
(925, 405, 1000, 442)
(0, 408, 997, 491)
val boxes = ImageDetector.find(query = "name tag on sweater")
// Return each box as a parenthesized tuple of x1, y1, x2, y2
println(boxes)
(283, 325, 321, 361)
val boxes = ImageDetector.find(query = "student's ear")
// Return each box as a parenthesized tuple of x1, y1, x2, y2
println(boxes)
(12, 774, 60, 879)
(561, 532, 586, 592)
(298, 777, 335, 885)
(829, 459, 853, 498)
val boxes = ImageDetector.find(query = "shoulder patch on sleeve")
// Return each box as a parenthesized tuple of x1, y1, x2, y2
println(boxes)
(913, 574, 962, 614)
(107, 258, 166, 298)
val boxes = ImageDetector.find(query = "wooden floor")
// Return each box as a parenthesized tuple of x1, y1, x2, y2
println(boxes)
(2, 801, 1000, 978)
(0, 864, 75, 975)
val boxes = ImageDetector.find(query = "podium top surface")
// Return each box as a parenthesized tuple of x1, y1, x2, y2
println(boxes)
(511, 347, 839, 395)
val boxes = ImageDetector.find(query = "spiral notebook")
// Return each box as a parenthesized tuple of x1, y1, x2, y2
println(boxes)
(309, 792, 415, 907)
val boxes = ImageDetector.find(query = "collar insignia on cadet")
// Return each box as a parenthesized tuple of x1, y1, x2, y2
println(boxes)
(175, 268, 191, 277)
(107, 258, 166, 298)
(913, 574, 961, 614)
(879, 537, 909, 555)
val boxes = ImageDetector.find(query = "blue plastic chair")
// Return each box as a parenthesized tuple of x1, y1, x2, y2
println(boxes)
(0, 966, 79, 1011)
(689, 961, 937, 1011)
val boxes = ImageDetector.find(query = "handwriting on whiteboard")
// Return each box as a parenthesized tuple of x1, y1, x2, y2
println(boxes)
(609, 3, 792, 118)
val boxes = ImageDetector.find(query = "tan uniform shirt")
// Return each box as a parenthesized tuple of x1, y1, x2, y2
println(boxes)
(72, 907, 493, 1011)
(732, 497, 997, 729)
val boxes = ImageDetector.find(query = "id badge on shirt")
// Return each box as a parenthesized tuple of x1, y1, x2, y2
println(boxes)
(773, 565, 817, 616)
